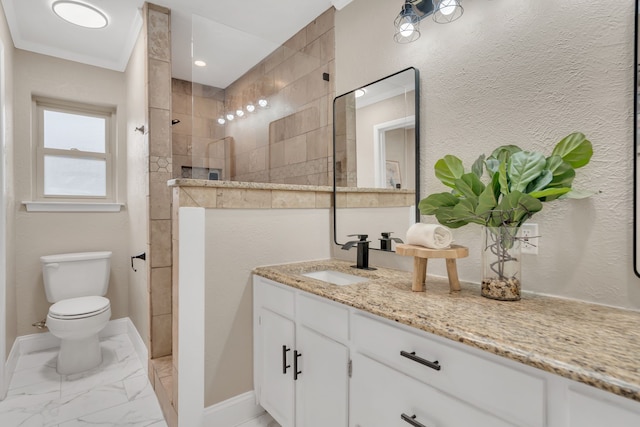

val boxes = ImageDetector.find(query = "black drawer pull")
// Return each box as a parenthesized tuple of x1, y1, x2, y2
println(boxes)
(401, 413, 428, 427)
(282, 345, 291, 374)
(294, 350, 302, 380)
(400, 350, 441, 371)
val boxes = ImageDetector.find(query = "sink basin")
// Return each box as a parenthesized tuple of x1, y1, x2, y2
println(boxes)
(302, 270, 368, 286)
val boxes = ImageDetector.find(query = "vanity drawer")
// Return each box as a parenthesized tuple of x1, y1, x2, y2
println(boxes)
(254, 276, 295, 319)
(298, 293, 349, 344)
(350, 351, 517, 427)
(352, 313, 545, 427)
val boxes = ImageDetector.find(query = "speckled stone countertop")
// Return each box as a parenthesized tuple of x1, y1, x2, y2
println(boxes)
(253, 259, 640, 403)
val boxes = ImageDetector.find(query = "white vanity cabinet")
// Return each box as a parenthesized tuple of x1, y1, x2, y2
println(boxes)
(350, 352, 517, 427)
(253, 276, 349, 427)
(254, 274, 640, 427)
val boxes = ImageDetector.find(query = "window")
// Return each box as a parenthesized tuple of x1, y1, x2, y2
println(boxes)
(35, 98, 115, 201)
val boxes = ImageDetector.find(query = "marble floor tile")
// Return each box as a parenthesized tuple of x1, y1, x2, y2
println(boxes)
(237, 413, 280, 427)
(14, 348, 58, 372)
(0, 334, 166, 427)
(58, 394, 166, 427)
(9, 365, 61, 391)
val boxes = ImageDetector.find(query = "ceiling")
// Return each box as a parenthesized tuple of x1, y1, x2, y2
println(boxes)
(1, 0, 353, 88)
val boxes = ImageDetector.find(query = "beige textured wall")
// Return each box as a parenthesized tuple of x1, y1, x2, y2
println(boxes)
(0, 0, 15, 357)
(335, 0, 640, 309)
(126, 28, 149, 347)
(204, 208, 331, 406)
(13, 50, 130, 335)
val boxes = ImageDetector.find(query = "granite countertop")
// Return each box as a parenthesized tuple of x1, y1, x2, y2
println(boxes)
(253, 259, 640, 403)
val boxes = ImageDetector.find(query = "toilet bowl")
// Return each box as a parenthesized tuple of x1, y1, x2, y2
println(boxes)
(41, 252, 112, 375)
(46, 296, 111, 374)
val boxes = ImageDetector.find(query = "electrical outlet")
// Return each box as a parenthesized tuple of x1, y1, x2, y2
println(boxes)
(520, 223, 539, 255)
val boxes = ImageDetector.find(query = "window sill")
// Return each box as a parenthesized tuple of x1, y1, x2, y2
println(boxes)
(23, 201, 124, 212)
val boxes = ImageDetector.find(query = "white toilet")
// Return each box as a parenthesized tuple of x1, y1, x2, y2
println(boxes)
(41, 251, 112, 375)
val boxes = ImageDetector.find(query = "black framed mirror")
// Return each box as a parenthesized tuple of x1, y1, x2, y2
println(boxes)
(635, 0, 639, 277)
(333, 67, 420, 252)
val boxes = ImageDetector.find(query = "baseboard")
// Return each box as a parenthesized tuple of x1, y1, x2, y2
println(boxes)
(125, 318, 148, 372)
(203, 391, 266, 427)
(15, 316, 131, 355)
(0, 339, 20, 400)
(5, 317, 147, 372)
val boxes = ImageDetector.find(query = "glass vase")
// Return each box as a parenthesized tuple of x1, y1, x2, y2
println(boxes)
(481, 226, 521, 301)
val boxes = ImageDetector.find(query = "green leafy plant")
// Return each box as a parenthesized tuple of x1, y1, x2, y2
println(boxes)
(419, 132, 595, 230)
(419, 132, 595, 292)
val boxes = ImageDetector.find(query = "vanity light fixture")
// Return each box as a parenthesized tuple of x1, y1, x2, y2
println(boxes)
(246, 103, 256, 113)
(236, 109, 245, 118)
(52, 0, 108, 29)
(394, 0, 463, 43)
(194, 60, 207, 67)
(226, 113, 235, 121)
(433, 0, 463, 24)
(258, 98, 269, 108)
(394, 1, 421, 43)
(217, 117, 226, 125)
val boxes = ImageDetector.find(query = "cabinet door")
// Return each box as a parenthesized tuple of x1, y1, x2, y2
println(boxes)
(296, 325, 349, 427)
(259, 308, 296, 427)
(350, 352, 516, 427)
(568, 389, 640, 427)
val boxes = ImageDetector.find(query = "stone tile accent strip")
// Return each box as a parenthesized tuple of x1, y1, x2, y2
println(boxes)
(169, 179, 415, 209)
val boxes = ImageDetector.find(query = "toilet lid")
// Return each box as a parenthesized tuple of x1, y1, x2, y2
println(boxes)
(49, 296, 110, 320)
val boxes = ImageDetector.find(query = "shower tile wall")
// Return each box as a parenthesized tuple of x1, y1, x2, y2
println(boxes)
(225, 7, 335, 185)
(146, 3, 172, 360)
(171, 80, 227, 179)
(171, 8, 336, 186)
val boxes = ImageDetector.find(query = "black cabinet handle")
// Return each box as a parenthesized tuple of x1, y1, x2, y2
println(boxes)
(294, 350, 302, 380)
(282, 345, 291, 374)
(400, 351, 441, 371)
(401, 413, 428, 427)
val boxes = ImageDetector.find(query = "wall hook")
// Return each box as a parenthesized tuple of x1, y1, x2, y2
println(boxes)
(135, 125, 146, 134)
(131, 252, 146, 272)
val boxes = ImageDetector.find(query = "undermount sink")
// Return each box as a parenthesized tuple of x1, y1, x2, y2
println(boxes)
(302, 270, 369, 286)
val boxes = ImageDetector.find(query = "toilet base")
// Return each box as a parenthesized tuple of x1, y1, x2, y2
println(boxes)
(56, 335, 103, 375)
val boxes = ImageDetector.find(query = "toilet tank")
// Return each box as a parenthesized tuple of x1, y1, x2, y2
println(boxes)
(41, 251, 112, 303)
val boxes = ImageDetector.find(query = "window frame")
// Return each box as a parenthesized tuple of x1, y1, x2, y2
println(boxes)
(34, 97, 116, 202)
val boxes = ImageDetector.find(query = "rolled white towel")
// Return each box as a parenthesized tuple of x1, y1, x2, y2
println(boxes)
(406, 223, 453, 249)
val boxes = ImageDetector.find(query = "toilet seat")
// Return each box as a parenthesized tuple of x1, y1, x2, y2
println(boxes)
(49, 296, 110, 320)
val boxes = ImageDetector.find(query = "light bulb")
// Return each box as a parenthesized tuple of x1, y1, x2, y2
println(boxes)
(226, 113, 234, 121)
(439, 0, 458, 16)
(258, 98, 268, 108)
(246, 104, 255, 113)
(355, 89, 366, 98)
(194, 60, 207, 67)
(399, 22, 416, 38)
(236, 109, 244, 117)
(217, 117, 226, 125)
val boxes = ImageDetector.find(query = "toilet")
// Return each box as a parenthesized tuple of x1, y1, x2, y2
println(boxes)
(41, 251, 112, 375)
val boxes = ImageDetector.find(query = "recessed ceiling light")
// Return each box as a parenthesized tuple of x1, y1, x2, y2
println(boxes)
(194, 60, 207, 67)
(355, 89, 366, 98)
(52, 1, 108, 29)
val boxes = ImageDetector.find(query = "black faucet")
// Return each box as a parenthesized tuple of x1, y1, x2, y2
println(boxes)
(379, 232, 404, 252)
(341, 234, 376, 270)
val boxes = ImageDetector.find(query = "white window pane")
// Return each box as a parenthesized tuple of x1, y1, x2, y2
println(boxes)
(44, 110, 106, 153)
(44, 156, 106, 197)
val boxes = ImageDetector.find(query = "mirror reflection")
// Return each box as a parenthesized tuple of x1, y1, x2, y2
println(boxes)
(333, 67, 420, 251)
